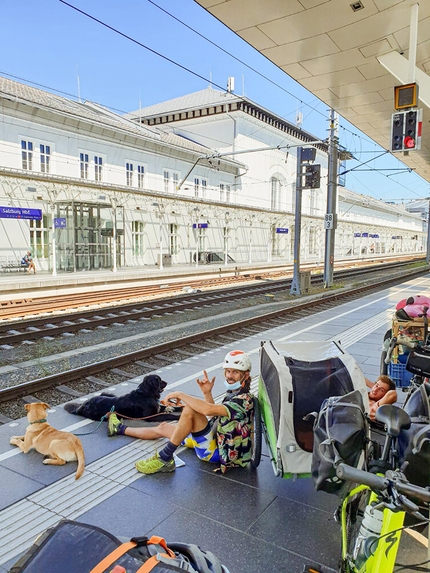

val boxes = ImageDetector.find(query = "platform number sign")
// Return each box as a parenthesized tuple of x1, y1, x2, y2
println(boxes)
(324, 214, 334, 229)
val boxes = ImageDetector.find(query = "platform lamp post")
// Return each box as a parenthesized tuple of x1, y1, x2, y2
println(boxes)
(248, 214, 255, 264)
(152, 202, 163, 270)
(50, 202, 57, 277)
(425, 197, 430, 265)
(193, 207, 200, 268)
(224, 211, 229, 266)
(111, 197, 118, 273)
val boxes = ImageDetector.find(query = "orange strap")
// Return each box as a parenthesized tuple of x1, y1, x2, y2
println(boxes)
(146, 535, 175, 558)
(89, 541, 136, 573)
(89, 536, 175, 573)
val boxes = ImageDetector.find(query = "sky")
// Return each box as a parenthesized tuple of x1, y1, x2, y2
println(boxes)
(1, 0, 428, 204)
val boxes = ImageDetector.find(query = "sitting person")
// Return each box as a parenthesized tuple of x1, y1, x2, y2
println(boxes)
(366, 375, 397, 420)
(107, 350, 255, 475)
(21, 251, 36, 273)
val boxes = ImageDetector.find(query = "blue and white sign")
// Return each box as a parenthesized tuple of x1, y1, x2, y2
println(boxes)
(0, 206, 42, 220)
(54, 218, 67, 228)
(192, 223, 208, 229)
(354, 233, 361, 237)
(276, 227, 289, 234)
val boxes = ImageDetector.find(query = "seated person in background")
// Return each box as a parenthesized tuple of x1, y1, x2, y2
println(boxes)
(21, 251, 36, 273)
(365, 375, 397, 420)
(107, 350, 254, 475)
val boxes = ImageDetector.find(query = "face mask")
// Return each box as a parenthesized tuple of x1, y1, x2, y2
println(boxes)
(224, 379, 242, 391)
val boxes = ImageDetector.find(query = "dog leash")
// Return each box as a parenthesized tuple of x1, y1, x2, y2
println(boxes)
(72, 407, 115, 436)
(112, 399, 185, 421)
(72, 402, 185, 435)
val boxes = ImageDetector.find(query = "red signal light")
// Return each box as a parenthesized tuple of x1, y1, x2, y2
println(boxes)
(404, 136, 416, 149)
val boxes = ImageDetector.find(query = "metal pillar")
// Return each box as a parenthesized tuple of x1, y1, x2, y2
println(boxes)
(426, 198, 430, 265)
(290, 146, 303, 295)
(323, 109, 338, 287)
(112, 201, 117, 273)
(51, 204, 57, 276)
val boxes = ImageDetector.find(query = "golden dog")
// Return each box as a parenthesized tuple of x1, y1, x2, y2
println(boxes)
(10, 402, 85, 480)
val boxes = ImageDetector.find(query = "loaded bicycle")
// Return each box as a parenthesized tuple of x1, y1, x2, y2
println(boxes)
(334, 404, 429, 573)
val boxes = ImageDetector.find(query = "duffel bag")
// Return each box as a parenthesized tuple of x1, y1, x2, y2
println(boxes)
(9, 519, 228, 573)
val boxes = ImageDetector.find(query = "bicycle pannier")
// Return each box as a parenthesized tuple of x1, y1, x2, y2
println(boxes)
(405, 346, 430, 377)
(398, 382, 430, 488)
(312, 389, 368, 496)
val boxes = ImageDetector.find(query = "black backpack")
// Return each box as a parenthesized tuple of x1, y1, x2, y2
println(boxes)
(311, 389, 368, 496)
(398, 383, 430, 488)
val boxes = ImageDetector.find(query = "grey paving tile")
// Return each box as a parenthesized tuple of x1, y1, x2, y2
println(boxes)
(179, 448, 340, 514)
(129, 453, 277, 532)
(77, 487, 177, 539)
(0, 466, 45, 510)
(247, 494, 339, 569)
(148, 508, 327, 573)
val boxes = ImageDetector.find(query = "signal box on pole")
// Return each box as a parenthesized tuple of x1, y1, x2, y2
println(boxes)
(390, 108, 422, 152)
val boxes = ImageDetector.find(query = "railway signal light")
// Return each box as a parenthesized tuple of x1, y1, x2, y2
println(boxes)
(404, 110, 419, 150)
(304, 164, 321, 189)
(390, 108, 422, 152)
(391, 113, 404, 151)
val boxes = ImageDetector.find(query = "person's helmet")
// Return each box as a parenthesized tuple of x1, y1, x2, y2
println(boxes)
(223, 350, 252, 372)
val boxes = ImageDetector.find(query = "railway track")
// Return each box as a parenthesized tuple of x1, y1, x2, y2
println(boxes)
(0, 259, 423, 347)
(0, 255, 423, 321)
(0, 263, 428, 422)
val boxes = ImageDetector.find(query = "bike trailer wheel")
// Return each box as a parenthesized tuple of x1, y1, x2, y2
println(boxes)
(250, 396, 262, 469)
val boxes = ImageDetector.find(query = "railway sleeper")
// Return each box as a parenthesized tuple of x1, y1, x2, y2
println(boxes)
(110, 368, 139, 379)
(57, 385, 86, 398)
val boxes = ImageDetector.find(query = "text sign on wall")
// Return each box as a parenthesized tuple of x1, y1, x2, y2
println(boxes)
(54, 218, 66, 228)
(192, 223, 208, 229)
(275, 228, 289, 234)
(0, 206, 42, 220)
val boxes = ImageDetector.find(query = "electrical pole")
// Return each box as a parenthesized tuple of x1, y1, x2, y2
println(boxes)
(290, 146, 303, 295)
(426, 197, 430, 265)
(323, 109, 338, 287)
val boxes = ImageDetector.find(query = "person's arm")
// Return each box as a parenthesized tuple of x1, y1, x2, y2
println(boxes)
(164, 390, 228, 417)
(376, 389, 397, 406)
(196, 370, 215, 404)
(365, 377, 374, 389)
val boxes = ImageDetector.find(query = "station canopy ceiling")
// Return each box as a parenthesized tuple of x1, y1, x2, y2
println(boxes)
(194, 0, 430, 182)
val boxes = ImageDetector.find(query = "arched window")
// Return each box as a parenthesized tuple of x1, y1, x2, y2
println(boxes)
(270, 176, 281, 210)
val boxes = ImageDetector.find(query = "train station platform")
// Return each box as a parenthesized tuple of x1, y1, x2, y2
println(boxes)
(0, 274, 428, 572)
(0, 261, 292, 301)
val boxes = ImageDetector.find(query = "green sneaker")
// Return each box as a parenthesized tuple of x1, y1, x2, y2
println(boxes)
(135, 452, 175, 474)
(107, 412, 123, 437)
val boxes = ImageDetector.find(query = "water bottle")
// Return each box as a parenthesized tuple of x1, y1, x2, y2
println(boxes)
(353, 504, 384, 569)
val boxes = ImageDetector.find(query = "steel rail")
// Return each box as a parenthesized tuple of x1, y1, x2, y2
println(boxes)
(0, 255, 423, 321)
(0, 265, 428, 405)
(0, 259, 424, 346)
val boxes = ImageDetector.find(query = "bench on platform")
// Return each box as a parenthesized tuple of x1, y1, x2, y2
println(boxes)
(0, 258, 28, 273)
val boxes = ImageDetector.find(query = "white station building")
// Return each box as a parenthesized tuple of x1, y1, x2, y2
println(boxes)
(0, 75, 425, 273)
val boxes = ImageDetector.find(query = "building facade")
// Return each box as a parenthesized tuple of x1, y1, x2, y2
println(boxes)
(0, 76, 425, 273)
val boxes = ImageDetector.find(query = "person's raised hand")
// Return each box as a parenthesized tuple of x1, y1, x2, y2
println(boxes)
(197, 370, 215, 394)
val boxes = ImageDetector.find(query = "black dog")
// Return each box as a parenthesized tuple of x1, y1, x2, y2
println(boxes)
(64, 375, 168, 421)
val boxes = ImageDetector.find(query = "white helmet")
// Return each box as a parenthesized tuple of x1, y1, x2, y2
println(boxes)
(223, 350, 252, 373)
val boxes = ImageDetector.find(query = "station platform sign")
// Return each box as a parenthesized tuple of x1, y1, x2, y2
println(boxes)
(0, 206, 42, 220)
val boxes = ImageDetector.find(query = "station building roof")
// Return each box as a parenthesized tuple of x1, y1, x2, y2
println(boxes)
(194, 0, 430, 183)
(0, 75, 243, 167)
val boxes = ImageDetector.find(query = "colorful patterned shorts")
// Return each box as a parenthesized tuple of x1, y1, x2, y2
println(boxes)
(182, 420, 220, 463)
